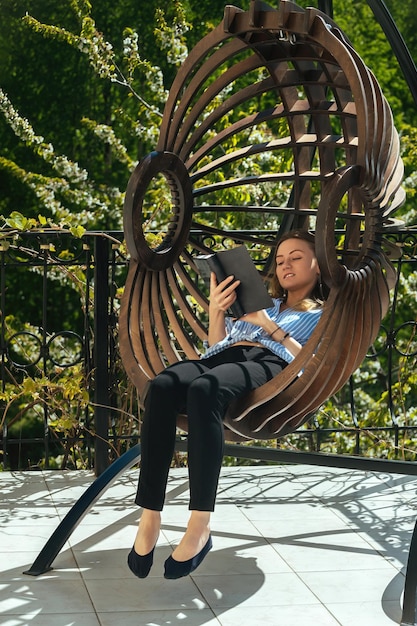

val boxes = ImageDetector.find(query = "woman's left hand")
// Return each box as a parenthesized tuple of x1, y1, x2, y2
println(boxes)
(238, 309, 270, 328)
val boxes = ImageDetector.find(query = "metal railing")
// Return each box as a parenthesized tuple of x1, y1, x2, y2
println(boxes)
(0, 230, 127, 473)
(1, 227, 417, 474)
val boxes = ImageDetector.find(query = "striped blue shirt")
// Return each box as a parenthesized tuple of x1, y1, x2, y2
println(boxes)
(202, 298, 322, 363)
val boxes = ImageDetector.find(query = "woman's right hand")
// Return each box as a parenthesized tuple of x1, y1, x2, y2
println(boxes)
(209, 273, 240, 313)
(207, 273, 240, 346)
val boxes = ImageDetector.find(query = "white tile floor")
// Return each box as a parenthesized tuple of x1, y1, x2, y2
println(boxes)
(1, 463, 417, 625)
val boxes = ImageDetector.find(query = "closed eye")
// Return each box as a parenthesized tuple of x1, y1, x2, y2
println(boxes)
(276, 256, 303, 264)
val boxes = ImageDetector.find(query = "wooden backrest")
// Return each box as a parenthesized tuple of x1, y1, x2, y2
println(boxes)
(119, 0, 404, 440)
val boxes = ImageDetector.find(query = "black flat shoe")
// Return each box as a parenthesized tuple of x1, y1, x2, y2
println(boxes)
(127, 545, 155, 579)
(164, 535, 213, 579)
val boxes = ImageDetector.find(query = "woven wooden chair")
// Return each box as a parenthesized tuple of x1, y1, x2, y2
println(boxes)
(119, 0, 404, 441)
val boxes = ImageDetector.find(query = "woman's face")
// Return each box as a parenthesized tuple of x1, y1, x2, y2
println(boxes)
(275, 237, 320, 296)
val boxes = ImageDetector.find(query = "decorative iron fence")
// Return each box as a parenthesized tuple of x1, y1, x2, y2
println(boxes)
(0, 230, 127, 474)
(0, 227, 416, 474)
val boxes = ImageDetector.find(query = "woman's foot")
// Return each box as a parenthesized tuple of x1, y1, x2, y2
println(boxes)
(127, 545, 155, 579)
(163, 511, 212, 579)
(164, 534, 212, 579)
(171, 511, 211, 562)
(127, 509, 161, 579)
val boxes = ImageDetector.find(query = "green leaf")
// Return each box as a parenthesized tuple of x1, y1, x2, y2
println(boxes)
(70, 225, 86, 238)
(5, 211, 37, 231)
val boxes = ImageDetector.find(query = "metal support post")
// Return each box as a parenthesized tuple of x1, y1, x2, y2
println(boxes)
(93, 236, 110, 476)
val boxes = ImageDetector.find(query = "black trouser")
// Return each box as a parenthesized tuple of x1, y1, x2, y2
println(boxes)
(135, 345, 287, 512)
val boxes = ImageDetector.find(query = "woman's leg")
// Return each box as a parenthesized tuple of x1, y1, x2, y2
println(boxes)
(187, 349, 285, 511)
(171, 347, 285, 562)
(132, 359, 211, 557)
(135, 359, 210, 511)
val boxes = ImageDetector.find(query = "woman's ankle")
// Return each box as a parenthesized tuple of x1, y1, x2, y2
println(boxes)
(171, 511, 211, 562)
(188, 510, 211, 532)
(134, 509, 161, 555)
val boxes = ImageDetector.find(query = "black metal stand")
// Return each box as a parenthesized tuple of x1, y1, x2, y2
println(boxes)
(401, 518, 417, 625)
(23, 444, 141, 576)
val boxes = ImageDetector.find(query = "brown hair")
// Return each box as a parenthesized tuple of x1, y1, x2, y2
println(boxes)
(268, 229, 328, 310)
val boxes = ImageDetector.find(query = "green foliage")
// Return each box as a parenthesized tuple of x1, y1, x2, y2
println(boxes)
(0, 353, 91, 469)
(1, 1, 417, 226)
(0, 0, 191, 230)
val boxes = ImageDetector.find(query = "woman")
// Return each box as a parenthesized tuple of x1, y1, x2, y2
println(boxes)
(128, 229, 326, 580)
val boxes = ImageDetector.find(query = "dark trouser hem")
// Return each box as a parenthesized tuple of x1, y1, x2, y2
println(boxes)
(134, 494, 165, 512)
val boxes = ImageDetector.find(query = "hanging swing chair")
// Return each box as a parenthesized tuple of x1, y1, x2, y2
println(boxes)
(119, 0, 404, 442)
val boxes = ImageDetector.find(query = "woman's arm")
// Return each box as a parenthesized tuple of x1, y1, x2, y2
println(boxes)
(242, 309, 302, 357)
(208, 273, 240, 346)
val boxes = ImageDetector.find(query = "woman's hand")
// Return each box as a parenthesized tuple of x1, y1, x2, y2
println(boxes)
(239, 309, 271, 328)
(209, 273, 240, 313)
(241, 309, 302, 357)
(207, 273, 240, 347)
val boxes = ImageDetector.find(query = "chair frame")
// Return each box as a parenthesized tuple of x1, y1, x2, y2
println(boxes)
(119, 0, 404, 440)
